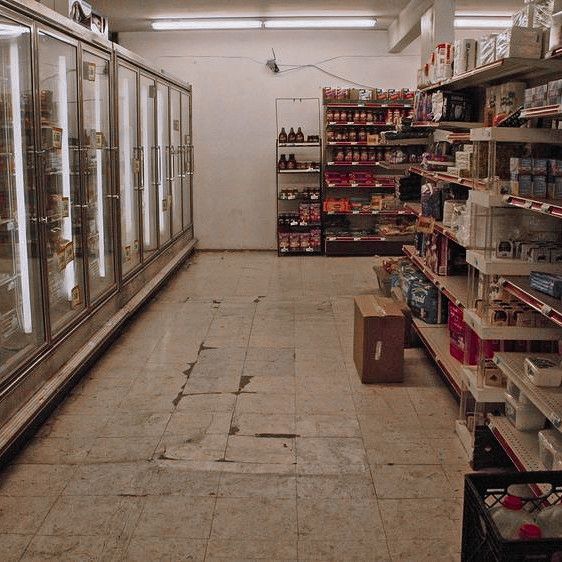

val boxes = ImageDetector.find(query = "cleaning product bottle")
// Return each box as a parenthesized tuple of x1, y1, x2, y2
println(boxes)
(490, 495, 533, 539)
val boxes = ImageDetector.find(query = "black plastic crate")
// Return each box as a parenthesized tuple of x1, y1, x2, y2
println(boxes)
(462, 471, 562, 561)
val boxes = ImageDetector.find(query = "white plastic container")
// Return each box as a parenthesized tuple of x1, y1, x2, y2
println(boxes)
(524, 356, 562, 387)
(490, 495, 534, 539)
(506, 381, 533, 405)
(538, 429, 562, 470)
(505, 392, 546, 431)
(535, 504, 562, 539)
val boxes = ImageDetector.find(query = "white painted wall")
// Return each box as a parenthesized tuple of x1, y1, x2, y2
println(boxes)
(119, 30, 421, 249)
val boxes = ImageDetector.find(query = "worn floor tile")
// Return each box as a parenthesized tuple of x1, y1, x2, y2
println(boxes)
(296, 437, 367, 468)
(124, 537, 207, 561)
(225, 436, 296, 464)
(21, 535, 125, 561)
(146, 461, 221, 497)
(0, 496, 56, 534)
(85, 437, 159, 463)
(296, 414, 361, 438)
(389, 539, 461, 562)
(133, 496, 214, 539)
(0, 534, 33, 561)
(211, 497, 297, 539)
(235, 392, 295, 415)
(232, 413, 296, 436)
(0, 464, 75, 496)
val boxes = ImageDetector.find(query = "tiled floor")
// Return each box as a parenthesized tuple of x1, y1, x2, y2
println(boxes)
(0, 251, 468, 561)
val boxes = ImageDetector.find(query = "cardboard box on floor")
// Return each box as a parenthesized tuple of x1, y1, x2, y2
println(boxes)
(353, 295, 405, 383)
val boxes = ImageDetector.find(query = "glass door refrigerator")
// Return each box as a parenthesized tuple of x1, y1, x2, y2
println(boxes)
(170, 87, 182, 238)
(0, 15, 45, 382)
(156, 81, 171, 246)
(36, 27, 85, 336)
(80, 47, 116, 302)
(180, 90, 193, 230)
(139, 73, 157, 259)
(117, 62, 141, 276)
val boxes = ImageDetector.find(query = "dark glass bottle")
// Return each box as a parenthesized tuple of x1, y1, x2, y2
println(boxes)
(279, 127, 288, 144)
(278, 154, 287, 170)
(296, 127, 305, 143)
(288, 128, 296, 143)
(287, 154, 297, 169)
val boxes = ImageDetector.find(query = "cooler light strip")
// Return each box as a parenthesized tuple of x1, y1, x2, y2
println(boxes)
(58, 54, 76, 301)
(94, 71, 105, 277)
(140, 82, 153, 249)
(10, 38, 32, 332)
(120, 76, 133, 245)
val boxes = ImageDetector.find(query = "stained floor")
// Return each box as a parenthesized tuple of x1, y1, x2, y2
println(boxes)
(0, 251, 468, 561)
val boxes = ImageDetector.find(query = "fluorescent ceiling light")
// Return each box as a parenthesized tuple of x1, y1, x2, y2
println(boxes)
(152, 19, 262, 30)
(264, 18, 377, 29)
(454, 17, 512, 28)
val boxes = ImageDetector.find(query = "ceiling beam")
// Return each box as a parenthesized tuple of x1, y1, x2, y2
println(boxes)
(387, 0, 433, 53)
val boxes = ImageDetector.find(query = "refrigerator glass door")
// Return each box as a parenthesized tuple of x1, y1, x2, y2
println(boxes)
(180, 91, 192, 230)
(170, 88, 181, 237)
(156, 82, 170, 245)
(139, 74, 157, 258)
(81, 50, 115, 302)
(37, 30, 85, 334)
(117, 64, 140, 275)
(0, 17, 45, 382)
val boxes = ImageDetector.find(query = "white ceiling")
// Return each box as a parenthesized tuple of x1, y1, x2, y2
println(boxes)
(92, 0, 523, 32)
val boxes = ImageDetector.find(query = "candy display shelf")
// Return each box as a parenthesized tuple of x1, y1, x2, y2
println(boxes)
(278, 142, 321, 148)
(494, 352, 562, 431)
(408, 165, 487, 190)
(326, 137, 430, 147)
(499, 276, 562, 329)
(502, 194, 562, 219)
(419, 57, 562, 94)
(412, 318, 462, 397)
(325, 102, 413, 109)
(488, 415, 544, 472)
(521, 103, 562, 119)
(411, 121, 483, 130)
(463, 308, 561, 341)
(327, 121, 389, 127)
(325, 209, 414, 216)
(466, 250, 562, 276)
(470, 127, 562, 144)
(278, 169, 320, 174)
(403, 245, 468, 308)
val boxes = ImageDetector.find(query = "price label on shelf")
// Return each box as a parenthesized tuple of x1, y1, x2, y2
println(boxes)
(523, 200, 533, 209)
(353, 237, 361, 241)
(540, 203, 552, 212)
(352, 210, 359, 214)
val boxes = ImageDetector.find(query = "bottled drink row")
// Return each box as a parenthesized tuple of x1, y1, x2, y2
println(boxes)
(329, 146, 424, 164)
(278, 154, 320, 171)
(326, 108, 413, 125)
(278, 126, 320, 144)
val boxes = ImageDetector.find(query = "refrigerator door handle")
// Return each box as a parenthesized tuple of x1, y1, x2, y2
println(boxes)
(132, 146, 139, 188)
(139, 146, 145, 189)
(151, 146, 159, 187)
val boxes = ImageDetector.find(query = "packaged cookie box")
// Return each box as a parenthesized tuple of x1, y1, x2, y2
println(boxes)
(539, 429, 562, 470)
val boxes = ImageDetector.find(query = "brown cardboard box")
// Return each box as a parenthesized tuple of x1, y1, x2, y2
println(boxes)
(353, 295, 405, 383)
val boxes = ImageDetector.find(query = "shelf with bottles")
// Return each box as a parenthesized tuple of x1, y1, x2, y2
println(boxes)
(277, 153, 320, 173)
(323, 194, 415, 217)
(324, 171, 397, 189)
(278, 126, 320, 147)
(278, 229, 322, 255)
(326, 144, 424, 171)
(326, 105, 412, 128)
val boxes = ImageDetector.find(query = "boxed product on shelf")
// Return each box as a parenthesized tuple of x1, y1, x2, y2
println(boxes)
(506, 379, 533, 405)
(548, 177, 562, 199)
(485, 82, 526, 122)
(524, 356, 562, 386)
(453, 39, 477, 76)
(434, 43, 454, 82)
(323, 198, 350, 213)
(432, 91, 474, 122)
(538, 429, 562, 470)
(547, 78, 562, 105)
(407, 277, 448, 324)
(504, 391, 546, 430)
(495, 26, 543, 60)
(477, 34, 498, 66)
(421, 182, 443, 220)
(524, 83, 549, 108)
(513, 0, 554, 28)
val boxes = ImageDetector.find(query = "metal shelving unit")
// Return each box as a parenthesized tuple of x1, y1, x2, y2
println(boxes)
(276, 97, 322, 256)
(323, 97, 417, 256)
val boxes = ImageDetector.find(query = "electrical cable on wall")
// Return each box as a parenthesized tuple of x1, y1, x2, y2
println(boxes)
(156, 52, 419, 88)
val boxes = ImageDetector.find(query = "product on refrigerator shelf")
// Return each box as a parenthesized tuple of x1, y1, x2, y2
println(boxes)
(495, 26, 543, 60)
(504, 392, 546, 430)
(538, 429, 562, 470)
(453, 39, 477, 76)
(524, 356, 562, 386)
(478, 34, 498, 66)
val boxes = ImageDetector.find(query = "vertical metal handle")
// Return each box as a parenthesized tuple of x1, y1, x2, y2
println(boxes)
(157, 146, 162, 185)
(132, 146, 139, 188)
(151, 146, 159, 186)
(178, 145, 184, 179)
(190, 145, 194, 174)
(139, 146, 145, 188)
(170, 146, 176, 180)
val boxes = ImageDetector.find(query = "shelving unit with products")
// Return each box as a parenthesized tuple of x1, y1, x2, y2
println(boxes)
(322, 87, 424, 256)
(394, 28, 562, 470)
(276, 98, 322, 256)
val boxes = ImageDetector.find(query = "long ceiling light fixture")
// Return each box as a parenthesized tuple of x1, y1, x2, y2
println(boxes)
(152, 18, 378, 31)
(152, 19, 263, 30)
(264, 18, 377, 29)
(454, 17, 512, 28)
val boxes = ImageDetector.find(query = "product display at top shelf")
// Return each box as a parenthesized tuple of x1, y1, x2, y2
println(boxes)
(278, 126, 320, 146)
